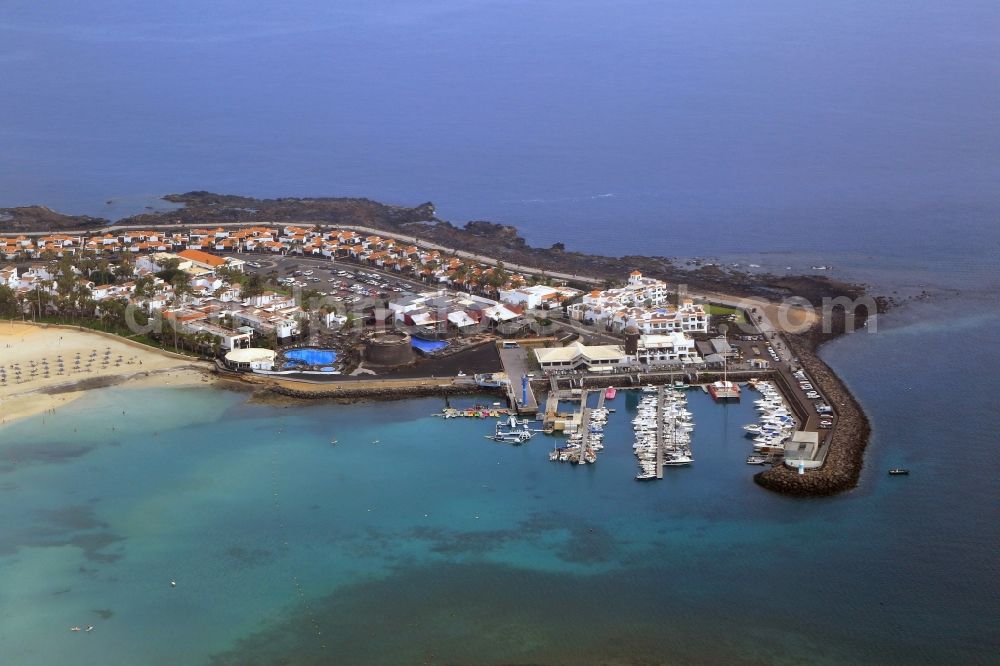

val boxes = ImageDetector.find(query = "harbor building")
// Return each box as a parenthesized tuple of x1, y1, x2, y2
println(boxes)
(783, 431, 823, 470)
(534, 341, 629, 373)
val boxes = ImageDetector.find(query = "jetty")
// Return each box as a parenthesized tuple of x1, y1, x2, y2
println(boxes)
(655, 386, 665, 479)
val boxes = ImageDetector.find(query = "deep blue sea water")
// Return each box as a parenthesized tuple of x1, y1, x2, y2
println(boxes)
(2, 1, 999, 265)
(1, 1, 999, 663)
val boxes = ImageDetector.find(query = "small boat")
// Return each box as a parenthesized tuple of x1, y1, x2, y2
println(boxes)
(746, 454, 770, 465)
(70, 627, 82, 632)
(635, 471, 656, 481)
(85, 626, 94, 633)
(605, 386, 617, 400)
(888, 468, 910, 476)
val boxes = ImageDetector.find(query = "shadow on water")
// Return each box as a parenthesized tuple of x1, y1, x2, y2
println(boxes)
(403, 512, 619, 565)
(0, 504, 125, 562)
(206, 560, 879, 666)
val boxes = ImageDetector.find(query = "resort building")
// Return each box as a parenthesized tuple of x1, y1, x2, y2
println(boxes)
(634, 332, 699, 365)
(608, 301, 708, 334)
(177, 249, 244, 273)
(566, 271, 708, 334)
(388, 290, 523, 334)
(499, 284, 580, 310)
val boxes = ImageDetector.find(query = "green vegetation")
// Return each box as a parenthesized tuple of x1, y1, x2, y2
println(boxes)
(707, 304, 746, 323)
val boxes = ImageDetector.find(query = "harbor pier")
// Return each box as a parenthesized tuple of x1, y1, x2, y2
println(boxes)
(655, 386, 665, 479)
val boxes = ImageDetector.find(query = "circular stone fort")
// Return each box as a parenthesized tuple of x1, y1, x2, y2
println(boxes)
(364, 332, 415, 366)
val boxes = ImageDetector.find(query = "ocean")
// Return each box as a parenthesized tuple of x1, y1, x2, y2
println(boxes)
(1, 294, 998, 665)
(1, 1, 998, 664)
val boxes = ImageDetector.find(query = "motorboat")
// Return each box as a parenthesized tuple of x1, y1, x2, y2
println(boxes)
(888, 468, 910, 476)
(489, 430, 532, 444)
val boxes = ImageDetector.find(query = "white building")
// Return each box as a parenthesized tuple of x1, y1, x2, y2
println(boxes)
(566, 271, 707, 334)
(634, 333, 699, 365)
(610, 301, 708, 334)
(0, 266, 17, 289)
(223, 347, 276, 371)
(534, 341, 628, 373)
(500, 284, 579, 310)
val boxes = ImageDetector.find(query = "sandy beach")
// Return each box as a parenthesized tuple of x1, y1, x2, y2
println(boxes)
(0, 322, 213, 427)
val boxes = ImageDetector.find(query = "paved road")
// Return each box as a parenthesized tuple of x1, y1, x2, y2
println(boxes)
(551, 318, 622, 345)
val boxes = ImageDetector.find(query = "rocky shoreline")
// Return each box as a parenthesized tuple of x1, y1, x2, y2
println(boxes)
(2, 191, 879, 307)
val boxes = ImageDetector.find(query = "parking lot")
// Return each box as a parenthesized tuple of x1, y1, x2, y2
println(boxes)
(241, 254, 426, 303)
(726, 331, 836, 434)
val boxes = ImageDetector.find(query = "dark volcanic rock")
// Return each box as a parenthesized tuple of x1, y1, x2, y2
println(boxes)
(0, 206, 108, 232)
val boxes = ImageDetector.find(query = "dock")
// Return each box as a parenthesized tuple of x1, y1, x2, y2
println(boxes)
(496, 344, 539, 415)
(578, 391, 592, 464)
(655, 386, 664, 479)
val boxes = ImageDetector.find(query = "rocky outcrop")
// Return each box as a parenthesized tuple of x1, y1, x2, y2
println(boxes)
(0, 205, 107, 232)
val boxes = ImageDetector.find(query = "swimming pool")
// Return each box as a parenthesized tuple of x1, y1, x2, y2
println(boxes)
(410, 337, 449, 353)
(283, 348, 337, 366)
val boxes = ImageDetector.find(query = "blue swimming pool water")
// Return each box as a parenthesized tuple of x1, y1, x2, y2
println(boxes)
(410, 337, 448, 353)
(283, 348, 337, 366)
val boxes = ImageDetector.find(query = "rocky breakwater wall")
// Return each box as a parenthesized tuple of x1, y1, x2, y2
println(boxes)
(753, 332, 871, 496)
(266, 381, 500, 403)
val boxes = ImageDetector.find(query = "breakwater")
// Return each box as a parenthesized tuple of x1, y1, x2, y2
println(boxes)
(753, 332, 871, 496)
(263, 381, 501, 403)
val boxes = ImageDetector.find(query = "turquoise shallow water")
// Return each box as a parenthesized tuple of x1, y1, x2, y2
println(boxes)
(1, 294, 997, 665)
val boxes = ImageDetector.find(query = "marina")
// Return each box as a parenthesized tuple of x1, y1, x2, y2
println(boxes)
(743, 379, 798, 460)
(438, 406, 511, 419)
(434, 370, 828, 483)
(548, 389, 609, 465)
(632, 385, 695, 480)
